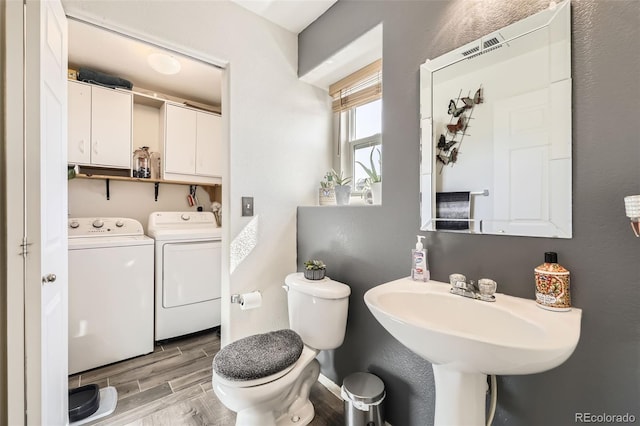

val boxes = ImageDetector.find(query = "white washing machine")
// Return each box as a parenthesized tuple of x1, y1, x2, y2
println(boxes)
(68, 217, 154, 375)
(148, 211, 222, 341)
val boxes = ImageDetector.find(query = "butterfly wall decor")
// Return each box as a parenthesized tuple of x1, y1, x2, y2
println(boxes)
(447, 99, 466, 118)
(446, 116, 466, 134)
(474, 87, 484, 104)
(437, 134, 457, 152)
(436, 148, 459, 165)
(437, 85, 484, 169)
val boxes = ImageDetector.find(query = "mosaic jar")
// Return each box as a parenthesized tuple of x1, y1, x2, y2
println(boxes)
(534, 252, 571, 311)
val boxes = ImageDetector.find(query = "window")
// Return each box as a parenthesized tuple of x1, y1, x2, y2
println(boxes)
(330, 60, 382, 199)
(344, 100, 381, 193)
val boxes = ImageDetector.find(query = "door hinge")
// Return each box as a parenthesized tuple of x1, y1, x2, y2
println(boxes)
(20, 238, 32, 257)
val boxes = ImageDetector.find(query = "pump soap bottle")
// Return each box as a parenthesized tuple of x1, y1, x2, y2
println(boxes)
(534, 252, 571, 311)
(411, 235, 429, 282)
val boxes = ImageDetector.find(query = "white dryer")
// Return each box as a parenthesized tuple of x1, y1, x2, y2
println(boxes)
(148, 211, 222, 341)
(68, 217, 154, 375)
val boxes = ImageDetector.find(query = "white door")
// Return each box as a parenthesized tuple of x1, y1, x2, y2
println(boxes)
(24, 0, 69, 424)
(492, 88, 558, 237)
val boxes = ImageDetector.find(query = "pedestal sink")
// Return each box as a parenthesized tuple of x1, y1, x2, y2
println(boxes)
(364, 278, 581, 426)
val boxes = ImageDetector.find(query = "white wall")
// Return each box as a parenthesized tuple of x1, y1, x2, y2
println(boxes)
(61, 0, 333, 344)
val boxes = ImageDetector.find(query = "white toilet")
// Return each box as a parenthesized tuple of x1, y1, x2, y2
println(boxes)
(212, 272, 351, 426)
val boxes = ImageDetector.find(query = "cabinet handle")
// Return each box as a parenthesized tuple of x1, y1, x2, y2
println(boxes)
(79, 140, 85, 154)
(93, 140, 99, 155)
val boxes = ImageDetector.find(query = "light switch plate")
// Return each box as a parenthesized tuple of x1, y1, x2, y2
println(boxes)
(242, 197, 254, 216)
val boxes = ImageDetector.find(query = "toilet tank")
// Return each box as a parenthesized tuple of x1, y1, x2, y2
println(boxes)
(284, 273, 351, 351)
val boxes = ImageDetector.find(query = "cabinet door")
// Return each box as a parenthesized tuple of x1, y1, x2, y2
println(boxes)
(165, 104, 197, 174)
(195, 112, 222, 177)
(68, 81, 91, 164)
(91, 86, 132, 168)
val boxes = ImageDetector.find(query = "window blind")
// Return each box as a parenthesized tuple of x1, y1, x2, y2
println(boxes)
(329, 59, 382, 113)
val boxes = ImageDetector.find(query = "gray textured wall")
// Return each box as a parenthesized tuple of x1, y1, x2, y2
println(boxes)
(297, 1, 640, 425)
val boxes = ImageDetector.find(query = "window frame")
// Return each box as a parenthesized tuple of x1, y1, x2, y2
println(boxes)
(330, 60, 382, 201)
(338, 101, 382, 196)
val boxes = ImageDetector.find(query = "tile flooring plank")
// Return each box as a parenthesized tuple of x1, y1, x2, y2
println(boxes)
(308, 382, 344, 425)
(200, 341, 222, 357)
(79, 348, 181, 384)
(77, 377, 108, 389)
(109, 347, 207, 388)
(169, 364, 213, 392)
(127, 395, 216, 426)
(112, 380, 141, 400)
(200, 380, 213, 393)
(202, 389, 236, 424)
(68, 375, 80, 389)
(85, 383, 173, 426)
(138, 352, 213, 392)
(90, 383, 203, 426)
(160, 329, 219, 351)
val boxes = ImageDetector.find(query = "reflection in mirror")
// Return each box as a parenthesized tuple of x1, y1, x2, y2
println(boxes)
(419, 1, 571, 238)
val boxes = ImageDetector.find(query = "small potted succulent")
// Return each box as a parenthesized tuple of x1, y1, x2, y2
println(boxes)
(304, 259, 326, 280)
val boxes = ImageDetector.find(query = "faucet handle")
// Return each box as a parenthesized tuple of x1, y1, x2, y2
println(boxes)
(449, 273, 467, 288)
(478, 278, 497, 301)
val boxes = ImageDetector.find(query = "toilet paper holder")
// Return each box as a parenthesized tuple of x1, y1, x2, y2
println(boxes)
(231, 291, 260, 304)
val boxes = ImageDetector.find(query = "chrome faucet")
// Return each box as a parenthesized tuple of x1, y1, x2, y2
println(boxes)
(449, 274, 496, 302)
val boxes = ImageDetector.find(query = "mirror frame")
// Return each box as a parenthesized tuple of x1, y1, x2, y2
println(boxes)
(419, 1, 571, 238)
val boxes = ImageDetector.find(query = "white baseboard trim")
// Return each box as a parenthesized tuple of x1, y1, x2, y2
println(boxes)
(318, 373, 343, 399)
(317, 373, 393, 426)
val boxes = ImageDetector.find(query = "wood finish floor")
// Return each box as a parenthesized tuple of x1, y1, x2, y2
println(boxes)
(68, 329, 344, 426)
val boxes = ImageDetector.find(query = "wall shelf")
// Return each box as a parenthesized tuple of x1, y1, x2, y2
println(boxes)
(73, 173, 221, 203)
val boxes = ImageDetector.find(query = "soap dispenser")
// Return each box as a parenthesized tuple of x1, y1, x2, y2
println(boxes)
(411, 235, 429, 282)
(534, 252, 571, 311)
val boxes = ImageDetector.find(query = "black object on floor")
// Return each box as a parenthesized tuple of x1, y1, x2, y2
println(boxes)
(68, 384, 100, 422)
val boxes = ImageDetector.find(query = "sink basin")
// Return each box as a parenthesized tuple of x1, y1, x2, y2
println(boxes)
(364, 277, 581, 425)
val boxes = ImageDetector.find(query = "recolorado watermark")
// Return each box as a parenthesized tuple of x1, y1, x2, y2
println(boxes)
(575, 412, 636, 423)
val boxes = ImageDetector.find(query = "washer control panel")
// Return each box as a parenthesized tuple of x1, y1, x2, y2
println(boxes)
(148, 211, 216, 227)
(68, 218, 145, 237)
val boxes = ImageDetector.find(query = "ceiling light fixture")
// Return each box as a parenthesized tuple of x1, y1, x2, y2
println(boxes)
(147, 53, 181, 75)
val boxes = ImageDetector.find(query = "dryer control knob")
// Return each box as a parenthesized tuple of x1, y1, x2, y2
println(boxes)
(181, 214, 190, 221)
(115, 220, 124, 228)
(92, 219, 104, 228)
(69, 220, 80, 229)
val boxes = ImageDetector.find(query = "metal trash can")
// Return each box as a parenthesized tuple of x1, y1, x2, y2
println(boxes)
(341, 372, 385, 426)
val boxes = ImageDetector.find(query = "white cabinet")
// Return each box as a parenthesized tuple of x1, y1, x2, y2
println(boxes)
(161, 103, 222, 184)
(68, 80, 132, 169)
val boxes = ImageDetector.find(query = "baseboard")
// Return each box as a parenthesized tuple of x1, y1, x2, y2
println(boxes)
(317, 373, 343, 399)
(317, 373, 393, 426)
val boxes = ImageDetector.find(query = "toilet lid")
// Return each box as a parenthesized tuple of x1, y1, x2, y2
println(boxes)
(213, 329, 304, 382)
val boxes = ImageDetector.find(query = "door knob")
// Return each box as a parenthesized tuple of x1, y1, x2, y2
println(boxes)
(42, 273, 57, 284)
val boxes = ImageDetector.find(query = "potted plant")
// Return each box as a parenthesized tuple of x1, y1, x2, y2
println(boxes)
(318, 172, 336, 205)
(331, 169, 352, 205)
(356, 147, 381, 204)
(304, 259, 326, 280)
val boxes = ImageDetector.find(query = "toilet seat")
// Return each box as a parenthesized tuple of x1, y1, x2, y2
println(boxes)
(213, 363, 296, 388)
(213, 329, 303, 383)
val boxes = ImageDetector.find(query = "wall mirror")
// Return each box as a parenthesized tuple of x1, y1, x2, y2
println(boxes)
(419, 1, 571, 238)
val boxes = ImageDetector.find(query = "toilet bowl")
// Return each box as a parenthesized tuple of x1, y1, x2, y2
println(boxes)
(212, 273, 351, 426)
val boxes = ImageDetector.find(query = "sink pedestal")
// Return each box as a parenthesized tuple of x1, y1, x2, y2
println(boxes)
(432, 365, 487, 426)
